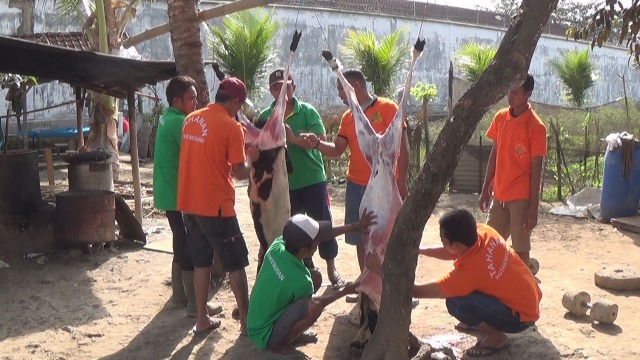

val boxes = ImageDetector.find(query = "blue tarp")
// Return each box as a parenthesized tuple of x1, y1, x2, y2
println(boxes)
(17, 126, 90, 140)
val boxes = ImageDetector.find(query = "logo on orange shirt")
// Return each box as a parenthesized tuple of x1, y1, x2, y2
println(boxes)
(514, 144, 527, 158)
(183, 116, 208, 144)
(370, 112, 383, 123)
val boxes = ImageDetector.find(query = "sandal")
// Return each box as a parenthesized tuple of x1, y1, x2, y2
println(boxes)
(191, 317, 221, 335)
(328, 272, 345, 288)
(464, 340, 510, 357)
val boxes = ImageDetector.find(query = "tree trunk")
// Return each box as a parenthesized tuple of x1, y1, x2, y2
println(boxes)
(360, 1, 559, 358)
(167, 0, 210, 108)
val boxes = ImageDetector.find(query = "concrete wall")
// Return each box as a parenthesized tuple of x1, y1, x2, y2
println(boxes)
(1, 0, 638, 132)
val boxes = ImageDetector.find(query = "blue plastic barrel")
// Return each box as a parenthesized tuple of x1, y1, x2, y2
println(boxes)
(600, 141, 640, 222)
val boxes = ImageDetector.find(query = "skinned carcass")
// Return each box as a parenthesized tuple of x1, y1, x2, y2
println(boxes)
(322, 37, 425, 354)
(234, 31, 302, 271)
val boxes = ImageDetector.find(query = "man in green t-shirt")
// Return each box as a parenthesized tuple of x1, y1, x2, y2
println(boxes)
(258, 69, 344, 288)
(153, 76, 221, 317)
(247, 210, 376, 357)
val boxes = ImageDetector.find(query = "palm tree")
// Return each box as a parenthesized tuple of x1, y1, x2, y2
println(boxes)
(208, 9, 279, 98)
(167, 0, 210, 108)
(549, 49, 596, 108)
(340, 28, 410, 97)
(455, 43, 497, 83)
(550, 48, 597, 194)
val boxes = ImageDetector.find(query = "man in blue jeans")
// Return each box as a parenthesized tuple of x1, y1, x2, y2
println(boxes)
(366, 209, 542, 357)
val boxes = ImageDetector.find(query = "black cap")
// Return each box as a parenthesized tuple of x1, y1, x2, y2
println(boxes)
(268, 69, 294, 87)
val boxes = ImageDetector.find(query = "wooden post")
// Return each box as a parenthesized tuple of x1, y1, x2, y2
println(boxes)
(478, 135, 483, 194)
(22, 93, 27, 149)
(127, 90, 143, 224)
(75, 87, 85, 148)
(3, 109, 9, 155)
(448, 61, 453, 119)
(44, 147, 54, 185)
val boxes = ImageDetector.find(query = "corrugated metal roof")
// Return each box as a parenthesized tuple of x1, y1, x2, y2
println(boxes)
(0, 35, 177, 98)
(16, 32, 93, 51)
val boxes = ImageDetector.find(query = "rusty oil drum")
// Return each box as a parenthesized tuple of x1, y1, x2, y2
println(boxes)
(0, 150, 42, 216)
(54, 190, 115, 246)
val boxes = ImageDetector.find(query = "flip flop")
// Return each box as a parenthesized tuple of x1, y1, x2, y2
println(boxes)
(328, 273, 345, 288)
(191, 318, 221, 336)
(345, 293, 360, 303)
(291, 331, 318, 345)
(464, 340, 511, 357)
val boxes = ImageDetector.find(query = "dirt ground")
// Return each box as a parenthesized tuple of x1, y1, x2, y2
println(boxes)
(1, 155, 640, 360)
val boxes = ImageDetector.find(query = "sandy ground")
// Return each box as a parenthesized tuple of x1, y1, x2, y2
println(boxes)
(1, 155, 640, 360)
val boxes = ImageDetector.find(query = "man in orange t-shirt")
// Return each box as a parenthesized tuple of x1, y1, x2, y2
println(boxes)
(177, 77, 257, 336)
(303, 70, 410, 273)
(381, 209, 541, 357)
(479, 74, 547, 268)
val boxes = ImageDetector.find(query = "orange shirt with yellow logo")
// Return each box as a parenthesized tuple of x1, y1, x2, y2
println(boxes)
(336, 97, 402, 186)
(486, 106, 547, 202)
(437, 224, 542, 322)
(177, 103, 246, 217)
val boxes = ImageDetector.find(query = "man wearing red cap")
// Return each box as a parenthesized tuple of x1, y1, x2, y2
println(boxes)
(257, 69, 344, 289)
(177, 77, 258, 335)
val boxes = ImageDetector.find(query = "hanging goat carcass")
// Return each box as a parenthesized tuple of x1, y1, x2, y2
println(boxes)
(234, 31, 302, 271)
(322, 37, 425, 355)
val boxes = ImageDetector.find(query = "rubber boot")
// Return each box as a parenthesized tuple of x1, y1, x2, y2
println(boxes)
(182, 270, 198, 316)
(182, 270, 223, 317)
(171, 262, 187, 308)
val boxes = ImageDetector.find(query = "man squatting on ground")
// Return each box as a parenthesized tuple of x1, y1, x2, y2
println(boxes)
(366, 209, 542, 357)
(247, 210, 377, 357)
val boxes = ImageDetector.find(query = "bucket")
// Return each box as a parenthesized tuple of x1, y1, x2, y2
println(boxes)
(0, 150, 42, 216)
(599, 141, 640, 222)
(54, 190, 115, 246)
(66, 149, 114, 192)
(68, 161, 114, 191)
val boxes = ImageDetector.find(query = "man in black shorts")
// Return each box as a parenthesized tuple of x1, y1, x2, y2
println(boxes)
(177, 78, 258, 335)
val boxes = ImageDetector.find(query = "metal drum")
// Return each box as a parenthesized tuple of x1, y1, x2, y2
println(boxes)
(54, 190, 115, 246)
(68, 161, 114, 192)
(0, 150, 42, 216)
